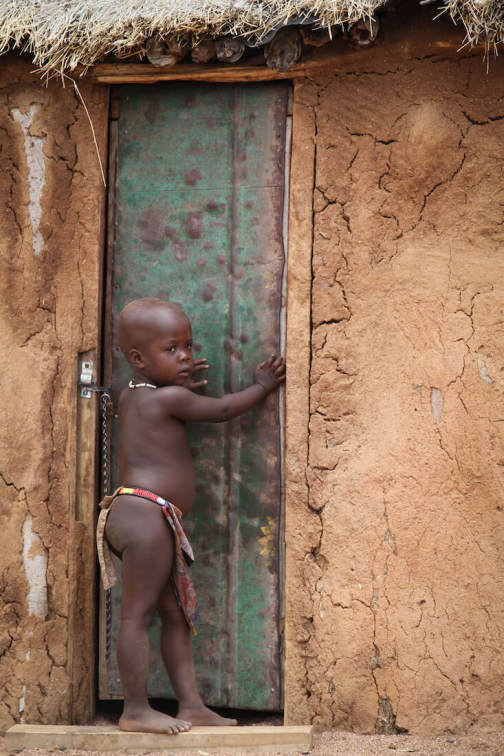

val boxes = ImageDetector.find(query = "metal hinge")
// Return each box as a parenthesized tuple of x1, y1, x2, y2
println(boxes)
(80, 359, 94, 398)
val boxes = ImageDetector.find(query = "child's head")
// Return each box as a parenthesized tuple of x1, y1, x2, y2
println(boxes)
(117, 298, 194, 387)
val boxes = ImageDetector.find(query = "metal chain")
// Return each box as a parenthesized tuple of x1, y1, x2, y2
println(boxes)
(99, 388, 113, 665)
(80, 381, 114, 664)
(105, 587, 112, 665)
(100, 391, 111, 498)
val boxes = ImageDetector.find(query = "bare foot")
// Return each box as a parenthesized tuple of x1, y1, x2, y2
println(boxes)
(119, 707, 191, 734)
(177, 705, 237, 727)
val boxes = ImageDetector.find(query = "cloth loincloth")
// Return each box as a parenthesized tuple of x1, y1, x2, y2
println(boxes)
(96, 486, 199, 635)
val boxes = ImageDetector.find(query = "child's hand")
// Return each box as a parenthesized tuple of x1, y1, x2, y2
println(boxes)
(253, 354, 286, 394)
(183, 358, 209, 391)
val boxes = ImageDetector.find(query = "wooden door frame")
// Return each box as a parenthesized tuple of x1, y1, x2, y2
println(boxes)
(67, 88, 110, 726)
(71, 74, 313, 723)
(97, 89, 119, 699)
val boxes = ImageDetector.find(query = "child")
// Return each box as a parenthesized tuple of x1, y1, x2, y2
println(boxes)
(96, 297, 285, 735)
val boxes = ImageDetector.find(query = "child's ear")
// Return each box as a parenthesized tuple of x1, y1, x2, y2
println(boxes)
(130, 348, 144, 368)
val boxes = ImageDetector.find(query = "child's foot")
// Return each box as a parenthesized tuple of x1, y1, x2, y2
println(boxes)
(119, 707, 191, 734)
(176, 705, 238, 726)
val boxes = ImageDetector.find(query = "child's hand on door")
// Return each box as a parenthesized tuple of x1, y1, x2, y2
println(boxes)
(183, 358, 210, 391)
(253, 354, 286, 394)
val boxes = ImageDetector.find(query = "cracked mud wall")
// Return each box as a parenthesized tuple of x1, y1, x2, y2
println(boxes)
(285, 10, 504, 736)
(0, 56, 108, 730)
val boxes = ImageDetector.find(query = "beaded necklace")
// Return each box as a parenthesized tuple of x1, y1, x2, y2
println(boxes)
(128, 380, 157, 389)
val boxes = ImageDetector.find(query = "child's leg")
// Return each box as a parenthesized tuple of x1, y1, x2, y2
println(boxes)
(105, 496, 191, 734)
(157, 580, 238, 726)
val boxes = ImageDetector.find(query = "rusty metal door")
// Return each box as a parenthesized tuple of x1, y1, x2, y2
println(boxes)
(100, 82, 288, 710)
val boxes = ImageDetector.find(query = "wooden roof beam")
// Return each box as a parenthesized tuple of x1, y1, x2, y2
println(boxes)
(81, 37, 484, 84)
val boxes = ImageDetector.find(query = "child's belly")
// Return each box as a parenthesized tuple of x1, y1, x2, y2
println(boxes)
(120, 455, 197, 518)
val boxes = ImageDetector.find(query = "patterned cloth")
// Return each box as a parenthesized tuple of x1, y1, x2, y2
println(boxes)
(96, 486, 199, 635)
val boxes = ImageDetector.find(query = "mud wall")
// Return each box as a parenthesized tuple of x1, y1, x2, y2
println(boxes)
(285, 23, 504, 735)
(2, 12, 504, 737)
(0, 56, 108, 730)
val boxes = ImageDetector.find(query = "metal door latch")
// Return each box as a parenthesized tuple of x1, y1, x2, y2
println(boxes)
(80, 360, 94, 398)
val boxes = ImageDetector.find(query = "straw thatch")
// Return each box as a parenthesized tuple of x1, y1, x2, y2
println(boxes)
(0, 0, 385, 74)
(445, 0, 504, 51)
(0, 1, 503, 75)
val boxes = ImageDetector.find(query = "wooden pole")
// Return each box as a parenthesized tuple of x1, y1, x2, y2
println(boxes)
(81, 38, 484, 84)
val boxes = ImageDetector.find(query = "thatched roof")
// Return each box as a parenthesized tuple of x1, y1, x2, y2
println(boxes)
(445, 0, 504, 51)
(0, 1, 502, 75)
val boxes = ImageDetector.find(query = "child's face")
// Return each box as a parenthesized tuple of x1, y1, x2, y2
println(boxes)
(138, 311, 195, 387)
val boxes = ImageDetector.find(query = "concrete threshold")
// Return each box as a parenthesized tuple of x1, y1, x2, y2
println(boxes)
(5, 724, 314, 753)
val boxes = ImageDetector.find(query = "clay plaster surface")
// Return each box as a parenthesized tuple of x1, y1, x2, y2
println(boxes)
(285, 31, 504, 735)
(1, 7, 504, 737)
(0, 56, 108, 730)
(10, 104, 47, 257)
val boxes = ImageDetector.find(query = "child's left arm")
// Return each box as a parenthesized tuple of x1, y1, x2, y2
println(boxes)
(159, 355, 285, 423)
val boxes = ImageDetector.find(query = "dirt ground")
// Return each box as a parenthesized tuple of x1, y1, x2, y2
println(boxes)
(2, 729, 504, 756)
(2, 712, 504, 756)
(2, 704, 503, 755)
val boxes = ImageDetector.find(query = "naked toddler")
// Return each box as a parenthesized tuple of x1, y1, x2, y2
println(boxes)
(96, 297, 285, 735)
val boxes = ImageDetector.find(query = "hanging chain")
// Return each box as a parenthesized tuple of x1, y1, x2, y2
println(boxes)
(105, 587, 112, 665)
(100, 391, 111, 498)
(100, 388, 113, 665)
(79, 381, 113, 664)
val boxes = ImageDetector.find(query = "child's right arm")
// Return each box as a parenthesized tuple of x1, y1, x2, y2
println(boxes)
(159, 355, 285, 423)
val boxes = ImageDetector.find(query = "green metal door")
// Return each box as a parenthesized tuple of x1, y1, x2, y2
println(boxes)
(100, 82, 288, 710)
